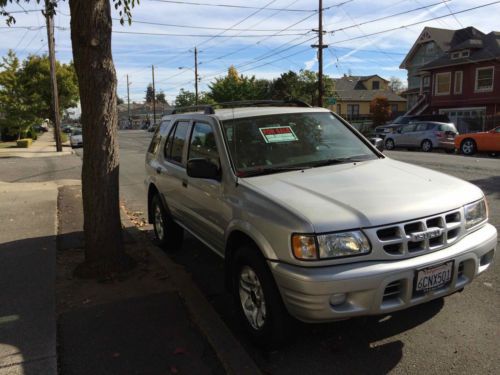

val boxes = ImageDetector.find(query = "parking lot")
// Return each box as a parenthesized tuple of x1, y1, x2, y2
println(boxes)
(95, 131, 500, 374)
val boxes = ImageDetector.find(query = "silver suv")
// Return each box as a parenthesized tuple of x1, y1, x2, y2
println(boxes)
(145, 102, 496, 345)
(384, 121, 458, 152)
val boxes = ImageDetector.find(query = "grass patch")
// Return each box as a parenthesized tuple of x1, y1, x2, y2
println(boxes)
(0, 141, 17, 149)
(60, 132, 68, 143)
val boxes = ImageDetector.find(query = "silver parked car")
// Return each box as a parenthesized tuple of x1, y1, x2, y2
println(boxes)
(384, 121, 458, 152)
(145, 102, 496, 345)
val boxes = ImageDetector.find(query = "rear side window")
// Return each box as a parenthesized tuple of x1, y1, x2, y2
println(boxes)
(414, 123, 428, 132)
(164, 121, 190, 165)
(148, 120, 171, 155)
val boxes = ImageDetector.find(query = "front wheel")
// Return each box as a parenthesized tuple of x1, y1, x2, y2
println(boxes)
(151, 194, 183, 250)
(460, 139, 476, 156)
(232, 245, 291, 347)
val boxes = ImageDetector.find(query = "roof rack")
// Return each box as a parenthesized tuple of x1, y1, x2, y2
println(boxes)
(170, 99, 311, 115)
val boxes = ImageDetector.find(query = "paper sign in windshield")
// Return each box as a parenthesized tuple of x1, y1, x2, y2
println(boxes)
(259, 126, 298, 143)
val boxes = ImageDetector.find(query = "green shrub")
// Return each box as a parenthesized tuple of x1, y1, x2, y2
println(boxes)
(17, 138, 32, 148)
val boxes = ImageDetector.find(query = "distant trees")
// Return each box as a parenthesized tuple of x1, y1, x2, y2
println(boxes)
(0, 50, 79, 139)
(370, 96, 391, 125)
(145, 84, 155, 103)
(156, 91, 167, 104)
(388, 76, 406, 94)
(173, 67, 336, 107)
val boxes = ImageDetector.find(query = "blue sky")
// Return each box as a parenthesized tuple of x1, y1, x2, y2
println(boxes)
(1, 0, 499, 104)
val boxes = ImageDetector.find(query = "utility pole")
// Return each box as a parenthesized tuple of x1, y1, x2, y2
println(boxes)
(194, 47, 199, 105)
(311, 0, 328, 107)
(151, 65, 156, 126)
(44, 0, 62, 151)
(126, 74, 131, 127)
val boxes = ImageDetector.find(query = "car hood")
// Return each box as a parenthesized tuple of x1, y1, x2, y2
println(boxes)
(242, 158, 483, 233)
(71, 135, 82, 141)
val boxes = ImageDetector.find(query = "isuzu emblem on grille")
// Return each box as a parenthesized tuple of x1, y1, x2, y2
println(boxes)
(410, 227, 443, 242)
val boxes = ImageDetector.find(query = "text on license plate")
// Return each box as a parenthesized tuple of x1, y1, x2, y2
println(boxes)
(415, 261, 453, 292)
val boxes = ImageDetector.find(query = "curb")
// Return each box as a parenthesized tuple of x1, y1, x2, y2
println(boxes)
(120, 209, 262, 375)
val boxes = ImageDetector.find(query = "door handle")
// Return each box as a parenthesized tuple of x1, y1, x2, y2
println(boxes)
(156, 167, 162, 174)
(182, 179, 188, 188)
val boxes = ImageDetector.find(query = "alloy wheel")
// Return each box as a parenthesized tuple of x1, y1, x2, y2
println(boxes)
(461, 140, 475, 155)
(239, 266, 267, 330)
(154, 204, 165, 241)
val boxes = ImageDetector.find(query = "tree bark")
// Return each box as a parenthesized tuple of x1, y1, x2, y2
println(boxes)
(68, 0, 134, 278)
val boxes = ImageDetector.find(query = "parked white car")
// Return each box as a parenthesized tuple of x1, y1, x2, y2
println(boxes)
(70, 129, 83, 148)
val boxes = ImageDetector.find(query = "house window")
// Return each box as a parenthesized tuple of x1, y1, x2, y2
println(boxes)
(372, 81, 380, 90)
(346, 104, 359, 118)
(451, 52, 460, 60)
(454, 71, 463, 94)
(475, 67, 494, 92)
(391, 104, 398, 114)
(423, 76, 430, 87)
(435, 72, 451, 95)
(461, 50, 470, 58)
(336, 104, 341, 114)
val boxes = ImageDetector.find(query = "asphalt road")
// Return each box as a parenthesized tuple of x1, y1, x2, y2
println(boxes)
(79, 131, 499, 374)
(2, 132, 497, 373)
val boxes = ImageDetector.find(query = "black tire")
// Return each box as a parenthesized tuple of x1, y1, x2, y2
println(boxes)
(151, 194, 183, 250)
(385, 138, 395, 150)
(421, 139, 433, 152)
(232, 245, 291, 348)
(460, 139, 476, 156)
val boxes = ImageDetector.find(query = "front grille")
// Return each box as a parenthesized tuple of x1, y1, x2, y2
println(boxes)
(375, 210, 464, 257)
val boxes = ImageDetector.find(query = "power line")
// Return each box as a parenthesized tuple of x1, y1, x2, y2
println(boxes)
(326, 0, 452, 33)
(329, 1, 500, 43)
(441, 0, 464, 28)
(111, 30, 307, 37)
(147, 0, 319, 12)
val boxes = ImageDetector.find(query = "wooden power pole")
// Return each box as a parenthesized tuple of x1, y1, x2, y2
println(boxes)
(151, 65, 156, 126)
(44, 0, 62, 151)
(194, 47, 199, 105)
(311, 0, 328, 107)
(126, 74, 131, 126)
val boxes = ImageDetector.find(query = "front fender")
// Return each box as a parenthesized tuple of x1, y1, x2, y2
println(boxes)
(225, 219, 279, 260)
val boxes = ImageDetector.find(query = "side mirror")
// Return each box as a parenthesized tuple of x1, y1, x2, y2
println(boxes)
(187, 158, 220, 180)
(370, 137, 384, 152)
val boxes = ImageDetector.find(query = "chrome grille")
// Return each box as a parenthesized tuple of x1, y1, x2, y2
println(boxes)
(374, 209, 464, 257)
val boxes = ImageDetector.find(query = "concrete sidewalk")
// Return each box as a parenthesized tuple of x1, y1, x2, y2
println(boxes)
(0, 182, 59, 375)
(0, 130, 73, 158)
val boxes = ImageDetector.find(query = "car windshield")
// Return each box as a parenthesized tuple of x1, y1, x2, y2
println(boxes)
(72, 130, 82, 135)
(221, 112, 378, 177)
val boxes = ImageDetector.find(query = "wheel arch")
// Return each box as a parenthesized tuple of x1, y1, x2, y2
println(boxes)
(224, 224, 277, 292)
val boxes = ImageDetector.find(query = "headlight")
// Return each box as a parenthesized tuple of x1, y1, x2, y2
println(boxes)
(317, 231, 371, 259)
(292, 231, 371, 260)
(464, 198, 488, 229)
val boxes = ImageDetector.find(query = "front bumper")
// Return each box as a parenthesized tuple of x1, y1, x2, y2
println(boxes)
(269, 223, 497, 323)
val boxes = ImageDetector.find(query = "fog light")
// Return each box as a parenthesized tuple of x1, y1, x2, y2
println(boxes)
(329, 293, 347, 306)
(480, 250, 494, 266)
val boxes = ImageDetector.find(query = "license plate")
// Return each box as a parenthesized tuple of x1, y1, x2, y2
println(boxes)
(415, 261, 453, 293)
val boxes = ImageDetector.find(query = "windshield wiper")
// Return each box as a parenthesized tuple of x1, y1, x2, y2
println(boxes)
(238, 165, 312, 177)
(311, 155, 375, 168)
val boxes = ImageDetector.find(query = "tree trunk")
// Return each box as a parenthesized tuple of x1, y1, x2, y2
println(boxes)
(68, 0, 134, 278)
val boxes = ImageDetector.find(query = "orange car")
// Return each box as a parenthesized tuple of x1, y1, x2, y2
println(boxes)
(455, 126, 500, 155)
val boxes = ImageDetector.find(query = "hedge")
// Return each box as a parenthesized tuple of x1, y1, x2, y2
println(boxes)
(17, 138, 32, 148)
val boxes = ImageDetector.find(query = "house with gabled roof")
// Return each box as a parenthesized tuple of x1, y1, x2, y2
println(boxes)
(401, 26, 500, 132)
(330, 74, 406, 121)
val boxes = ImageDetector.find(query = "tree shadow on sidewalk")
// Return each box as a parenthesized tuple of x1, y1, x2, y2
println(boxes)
(0, 235, 57, 375)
